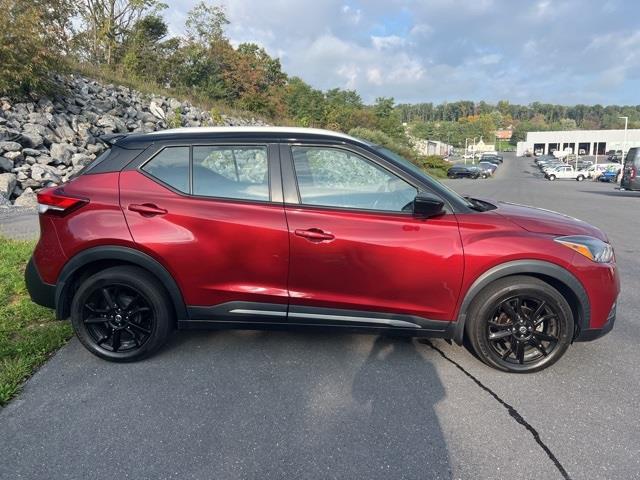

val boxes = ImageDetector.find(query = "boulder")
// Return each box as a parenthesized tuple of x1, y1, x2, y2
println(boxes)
(149, 100, 165, 119)
(3, 150, 23, 162)
(97, 114, 127, 132)
(30, 164, 62, 183)
(0, 141, 21, 152)
(0, 172, 17, 198)
(0, 156, 13, 172)
(71, 153, 93, 167)
(50, 143, 75, 165)
(13, 187, 38, 207)
(22, 148, 42, 157)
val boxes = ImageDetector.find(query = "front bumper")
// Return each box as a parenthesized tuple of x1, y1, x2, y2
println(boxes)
(25, 257, 56, 309)
(575, 301, 616, 342)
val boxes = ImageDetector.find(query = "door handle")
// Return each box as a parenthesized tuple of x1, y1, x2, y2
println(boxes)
(128, 203, 168, 216)
(294, 228, 335, 242)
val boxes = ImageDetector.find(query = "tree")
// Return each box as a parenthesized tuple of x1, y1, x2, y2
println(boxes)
(0, 0, 75, 96)
(78, 0, 166, 64)
(185, 1, 228, 46)
(122, 14, 168, 80)
(285, 77, 326, 126)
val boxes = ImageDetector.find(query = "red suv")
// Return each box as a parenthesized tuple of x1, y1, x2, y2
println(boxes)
(25, 127, 619, 372)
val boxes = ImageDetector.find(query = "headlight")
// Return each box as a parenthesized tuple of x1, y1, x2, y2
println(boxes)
(555, 235, 614, 263)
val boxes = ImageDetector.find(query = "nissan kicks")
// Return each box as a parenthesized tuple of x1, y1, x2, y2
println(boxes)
(25, 127, 619, 372)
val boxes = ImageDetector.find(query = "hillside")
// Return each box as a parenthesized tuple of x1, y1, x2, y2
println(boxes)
(0, 75, 267, 206)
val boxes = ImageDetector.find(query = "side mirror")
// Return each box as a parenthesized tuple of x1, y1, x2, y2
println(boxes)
(413, 194, 445, 218)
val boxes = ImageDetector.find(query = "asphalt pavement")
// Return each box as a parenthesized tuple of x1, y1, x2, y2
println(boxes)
(1, 153, 639, 479)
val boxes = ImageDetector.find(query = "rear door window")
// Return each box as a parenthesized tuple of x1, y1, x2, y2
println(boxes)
(193, 146, 269, 201)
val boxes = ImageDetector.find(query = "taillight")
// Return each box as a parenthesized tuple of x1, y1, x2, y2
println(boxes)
(37, 187, 88, 215)
(631, 167, 637, 180)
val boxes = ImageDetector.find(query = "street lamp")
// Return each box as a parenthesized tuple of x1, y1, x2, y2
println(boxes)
(472, 137, 477, 164)
(619, 116, 628, 185)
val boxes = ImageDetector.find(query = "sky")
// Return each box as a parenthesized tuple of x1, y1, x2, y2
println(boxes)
(163, 0, 640, 106)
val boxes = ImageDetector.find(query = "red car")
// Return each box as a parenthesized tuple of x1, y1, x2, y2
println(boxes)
(25, 127, 619, 372)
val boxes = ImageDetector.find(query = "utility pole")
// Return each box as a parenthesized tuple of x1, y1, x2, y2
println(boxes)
(473, 137, 477, 164)
(465, 138, 470, 165)
(619, 116, 628, 185)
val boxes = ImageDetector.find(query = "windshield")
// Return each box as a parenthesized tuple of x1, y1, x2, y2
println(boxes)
(370, 144, 474, 209)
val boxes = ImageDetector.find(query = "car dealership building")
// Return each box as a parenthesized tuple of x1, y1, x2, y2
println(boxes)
(516, 128, 640, 157)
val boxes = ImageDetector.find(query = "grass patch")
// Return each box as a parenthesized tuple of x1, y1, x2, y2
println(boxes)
(0, 238, 72, 406)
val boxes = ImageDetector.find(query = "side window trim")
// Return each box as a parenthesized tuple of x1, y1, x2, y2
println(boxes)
(139, 142, 284, 204)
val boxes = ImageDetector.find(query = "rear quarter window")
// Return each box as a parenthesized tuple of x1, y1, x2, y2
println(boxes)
(142, 146, 190, 193)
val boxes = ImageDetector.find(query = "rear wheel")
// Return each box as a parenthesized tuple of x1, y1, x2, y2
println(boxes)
(70, 266, 173, 362)
(466, 276, 573, 373)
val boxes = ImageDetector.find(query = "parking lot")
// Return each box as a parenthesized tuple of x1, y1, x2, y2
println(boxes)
(1, 152, 639, 479)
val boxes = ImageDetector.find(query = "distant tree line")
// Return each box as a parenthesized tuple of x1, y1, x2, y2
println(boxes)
(398, 100, 640, 147)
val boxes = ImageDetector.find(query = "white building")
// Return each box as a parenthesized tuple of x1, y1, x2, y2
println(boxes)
(412, 138, 453, 156)
(517, 129, 640, 156)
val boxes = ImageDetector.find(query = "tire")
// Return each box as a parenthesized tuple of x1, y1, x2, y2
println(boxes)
(70, 265, 173, 362)
(576, 175, 584, 182)
(548, 174, 556, 181)
(465, 275, 574, 373)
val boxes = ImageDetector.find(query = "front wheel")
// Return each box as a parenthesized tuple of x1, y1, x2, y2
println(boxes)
(548, 174, 556, 181)
(466, 276, 574, 373)
(576, 175, 584, 182)
(70, 266, 173, 362)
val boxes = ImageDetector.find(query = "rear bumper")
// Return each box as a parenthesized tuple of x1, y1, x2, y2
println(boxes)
(25, 257, 56, 309)
(575, 301, 616, 342)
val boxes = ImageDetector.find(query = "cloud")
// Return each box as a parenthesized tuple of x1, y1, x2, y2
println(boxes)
(164, 0, 640, 105)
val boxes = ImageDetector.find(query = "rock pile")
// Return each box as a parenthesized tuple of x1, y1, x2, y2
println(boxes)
(0, 75, 268, 206)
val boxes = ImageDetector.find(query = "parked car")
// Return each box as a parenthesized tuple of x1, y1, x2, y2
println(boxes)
(25, 127, 619, 373)
(535, 155, 555, 165)
(541, 161, 566, 174)
(480, 153, 503, 164)
(447, 165, 485, 179)
(545, 164, 588, 181)
(621, 148, 640, 191)
(598, 167, 622, 182)
(585, 163, 617, 179)
(477, 161, 498, 176)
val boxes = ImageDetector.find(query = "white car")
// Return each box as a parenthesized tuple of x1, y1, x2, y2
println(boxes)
(545, 165, 588, 181)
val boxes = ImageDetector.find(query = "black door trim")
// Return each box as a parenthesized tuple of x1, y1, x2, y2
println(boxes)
(181, 301, 454, 337)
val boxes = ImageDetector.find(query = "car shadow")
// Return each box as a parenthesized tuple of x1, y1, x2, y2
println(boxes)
(163, 331, 452, 479)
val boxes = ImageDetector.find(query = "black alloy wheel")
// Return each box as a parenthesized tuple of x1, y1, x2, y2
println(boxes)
(82, 284, 154, 353)
(486, 295, 560, 366)
(466, 275, 573, 372)
(71, 266, 172, 362)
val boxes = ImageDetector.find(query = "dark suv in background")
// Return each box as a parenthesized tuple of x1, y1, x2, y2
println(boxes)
(25, 127, 619, 373)
(621, 147, 640, 191)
